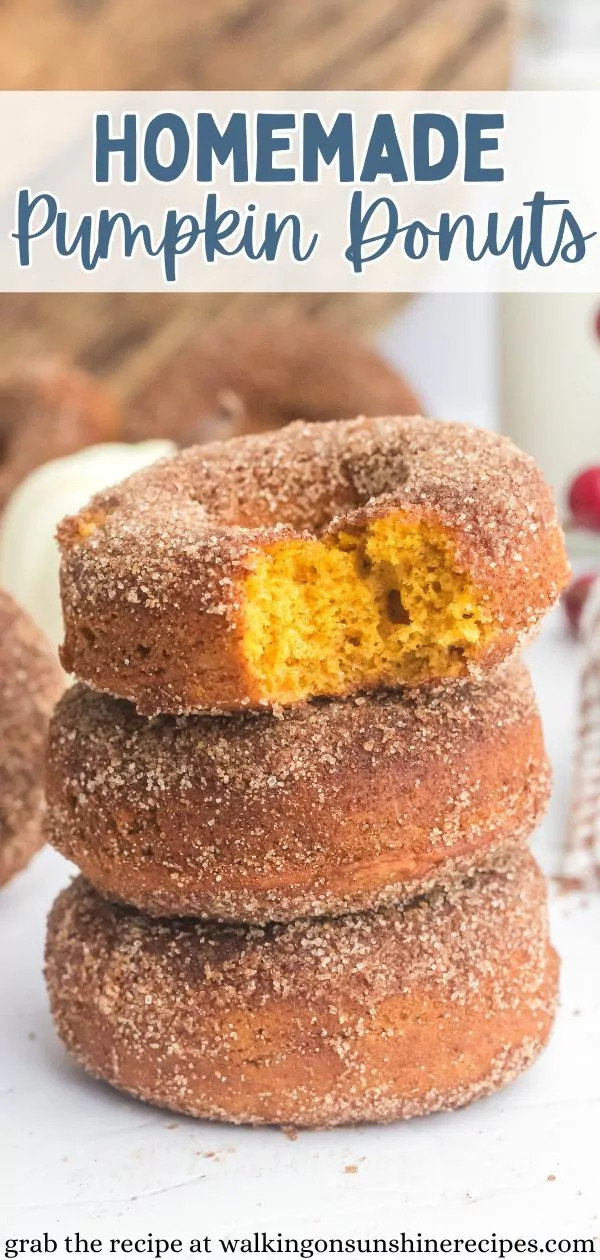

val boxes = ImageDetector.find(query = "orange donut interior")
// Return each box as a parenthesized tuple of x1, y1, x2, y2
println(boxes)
(243, 511, 495, 702)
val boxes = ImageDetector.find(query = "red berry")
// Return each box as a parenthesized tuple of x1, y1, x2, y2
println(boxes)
(562, 573, 598, 635)
(568, 467, 600, 531)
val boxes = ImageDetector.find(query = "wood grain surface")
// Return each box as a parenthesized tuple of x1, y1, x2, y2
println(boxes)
(0, 0, 513, 397)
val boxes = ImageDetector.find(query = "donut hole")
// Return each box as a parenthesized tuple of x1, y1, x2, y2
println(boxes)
(242, 511, 495, 703)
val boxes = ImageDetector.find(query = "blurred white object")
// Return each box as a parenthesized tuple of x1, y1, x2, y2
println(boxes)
(0, 440, 175, 651)
(500, 294, 600, 512)
(378, 294, 497, 431)
(566, 576, 600, 885)
(514, 0, 600, 89)
(501, 1, 600, 517)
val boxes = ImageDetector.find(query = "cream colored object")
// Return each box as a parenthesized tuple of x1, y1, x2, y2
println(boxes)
(0, 441, 175, 651)
(500, 294, 600, 512)
(502, 6, 600, 514)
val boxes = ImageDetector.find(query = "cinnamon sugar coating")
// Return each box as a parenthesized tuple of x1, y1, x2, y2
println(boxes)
(0, 360, 118, 511)
(124, 318, 421, 447)
(46, 663, 550, 923)
(45, 846, 559, 1128)
(58, 416, 569, 715)
(0, 590, 64, 887)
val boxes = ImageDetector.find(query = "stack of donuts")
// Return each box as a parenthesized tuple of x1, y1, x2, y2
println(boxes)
(44, 414, 569, 1128)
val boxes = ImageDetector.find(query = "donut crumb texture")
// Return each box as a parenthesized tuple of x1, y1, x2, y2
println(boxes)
(244, 512, 495, 703)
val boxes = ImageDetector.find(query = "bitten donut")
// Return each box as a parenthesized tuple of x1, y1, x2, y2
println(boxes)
(45, 847, 559, 1128)
(45, 663, 550, 923)
(0, 590, 63, 887)
(0, 361, 118, 513)
(58, 416, 569, 715)
(124, 319, 421, 447)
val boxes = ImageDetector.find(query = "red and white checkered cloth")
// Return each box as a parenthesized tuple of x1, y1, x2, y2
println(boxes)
(566, 577, 600, 887)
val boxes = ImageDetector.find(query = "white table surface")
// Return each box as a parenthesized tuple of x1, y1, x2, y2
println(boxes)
(1, 296, 598, 1239)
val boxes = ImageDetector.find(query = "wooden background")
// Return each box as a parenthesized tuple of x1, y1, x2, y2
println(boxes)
(0, 0, 514, 401)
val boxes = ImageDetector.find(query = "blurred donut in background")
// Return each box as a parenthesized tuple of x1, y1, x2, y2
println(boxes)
(0, 321, 418, 649)
(0, 590, 63, 888)
(0, 361, 118, 513)
(124, 318, 421, 446)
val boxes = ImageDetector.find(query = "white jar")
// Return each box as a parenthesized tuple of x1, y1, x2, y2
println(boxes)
(500, 1, 600, 526)
(500, 294, 600, 509)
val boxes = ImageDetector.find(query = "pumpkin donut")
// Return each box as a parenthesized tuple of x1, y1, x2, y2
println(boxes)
(0, 360, 118, 514)
(45, 846, 558, 1128)
(124, 318, 421, 447)
(0, 590, 63, 888)
(45, 663, 550, 923)
(58, 416, 569, 715)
